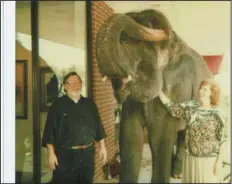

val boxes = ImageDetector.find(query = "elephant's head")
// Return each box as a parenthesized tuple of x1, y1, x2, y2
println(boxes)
(96, 9, 174, 104)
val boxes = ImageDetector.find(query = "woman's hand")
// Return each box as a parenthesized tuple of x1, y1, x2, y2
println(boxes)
(213, 158, 222, 176)
(214, 143, 225, 176)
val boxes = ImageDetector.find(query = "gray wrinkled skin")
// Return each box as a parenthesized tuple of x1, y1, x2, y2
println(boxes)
(96, 9, 213, 183)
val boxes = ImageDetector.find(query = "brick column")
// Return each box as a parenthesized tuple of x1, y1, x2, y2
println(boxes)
(91, 1, 118, 182)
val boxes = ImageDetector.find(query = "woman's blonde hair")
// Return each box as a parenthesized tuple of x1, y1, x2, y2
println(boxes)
(199, 79, 220, 105)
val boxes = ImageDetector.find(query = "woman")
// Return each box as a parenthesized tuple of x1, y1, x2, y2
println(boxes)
(159, 79, 227, 183)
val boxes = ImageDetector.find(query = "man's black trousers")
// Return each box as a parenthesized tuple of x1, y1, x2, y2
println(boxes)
(51, 145, 95, 184)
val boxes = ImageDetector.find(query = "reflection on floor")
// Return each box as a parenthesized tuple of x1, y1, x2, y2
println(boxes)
(21, 143, 231, 183)
(20, 153, 33, 183)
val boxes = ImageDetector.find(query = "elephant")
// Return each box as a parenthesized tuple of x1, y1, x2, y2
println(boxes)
(96, 9, 213, 183)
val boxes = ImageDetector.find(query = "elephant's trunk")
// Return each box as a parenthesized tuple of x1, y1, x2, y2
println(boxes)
(96, 14, 168, 78)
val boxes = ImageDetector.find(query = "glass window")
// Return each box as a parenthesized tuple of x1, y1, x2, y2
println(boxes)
(37, 2, 87, 182)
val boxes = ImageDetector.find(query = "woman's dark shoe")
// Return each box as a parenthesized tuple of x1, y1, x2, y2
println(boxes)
(172, 174, 182, 179)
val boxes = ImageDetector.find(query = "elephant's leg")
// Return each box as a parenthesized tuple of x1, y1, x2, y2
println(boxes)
(151, 138, 175, 182)
(119, 100, 144, 183)
(172, 130, 186, 177)
(171, 145, 176, 175)
(148, 114, 176, 183)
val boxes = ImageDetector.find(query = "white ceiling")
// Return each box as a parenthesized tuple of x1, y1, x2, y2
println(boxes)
(16, 1, 86, 49)
(105, 1, 176, 13)
(16, 1, 230, 55)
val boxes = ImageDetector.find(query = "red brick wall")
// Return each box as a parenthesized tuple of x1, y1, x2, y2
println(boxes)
(91, 1, 118, 182)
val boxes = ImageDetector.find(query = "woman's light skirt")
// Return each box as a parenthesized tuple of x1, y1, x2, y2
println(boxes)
(182, 153, 224, 183)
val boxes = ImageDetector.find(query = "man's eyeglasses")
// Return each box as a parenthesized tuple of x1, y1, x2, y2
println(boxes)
(65, 81, 81, 85)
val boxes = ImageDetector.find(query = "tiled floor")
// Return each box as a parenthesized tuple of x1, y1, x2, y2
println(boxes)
(138, 144, 181, 183)
(99, 142, 230, 183)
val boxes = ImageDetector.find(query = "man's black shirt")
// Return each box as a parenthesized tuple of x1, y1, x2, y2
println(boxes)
(41, 95, 106, 148)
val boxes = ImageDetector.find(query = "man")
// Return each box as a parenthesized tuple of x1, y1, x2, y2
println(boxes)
(42, 72, 107, 183)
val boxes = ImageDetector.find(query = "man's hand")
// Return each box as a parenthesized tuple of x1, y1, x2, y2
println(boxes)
(99, 146, 107, 164)
(47, 152, 59, 170)
(99, 139, 107, 164)
(46, 144, 58, 170)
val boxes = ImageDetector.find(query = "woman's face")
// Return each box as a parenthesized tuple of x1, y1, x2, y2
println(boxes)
(198, 84, 211, 101)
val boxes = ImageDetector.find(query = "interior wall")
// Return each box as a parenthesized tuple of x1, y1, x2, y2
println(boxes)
(15, 42, 33, 171)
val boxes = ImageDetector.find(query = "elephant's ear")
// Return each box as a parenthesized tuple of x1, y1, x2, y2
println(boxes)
(163, 55, 198, 102)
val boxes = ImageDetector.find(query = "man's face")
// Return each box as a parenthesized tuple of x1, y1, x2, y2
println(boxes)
(64, 75, 82, 98)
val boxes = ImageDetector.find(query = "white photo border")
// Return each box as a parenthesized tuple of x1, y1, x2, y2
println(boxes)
(1, 1, 15, 183)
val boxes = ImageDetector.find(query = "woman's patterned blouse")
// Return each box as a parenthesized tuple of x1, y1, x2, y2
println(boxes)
(165, 101, 227, 157)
